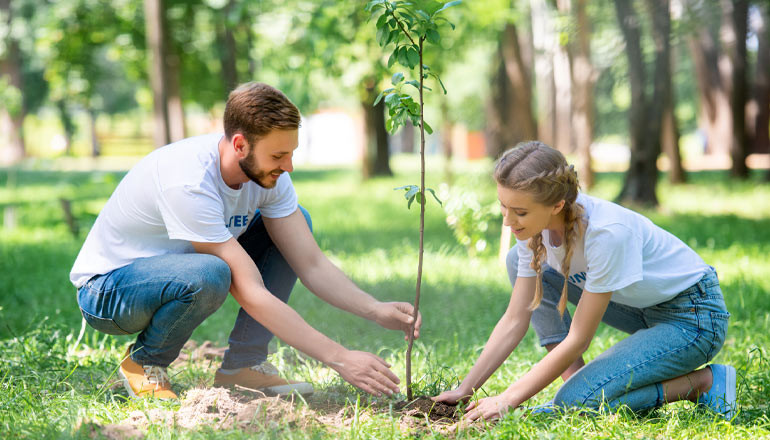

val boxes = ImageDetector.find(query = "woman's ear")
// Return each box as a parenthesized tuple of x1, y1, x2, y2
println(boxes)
(552, 199, 566, 215)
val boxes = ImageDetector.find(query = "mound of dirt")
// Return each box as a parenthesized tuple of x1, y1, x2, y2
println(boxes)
(399, 396, 460, 422)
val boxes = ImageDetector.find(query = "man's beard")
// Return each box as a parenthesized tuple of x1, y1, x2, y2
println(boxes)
(238, 150, 282, 188)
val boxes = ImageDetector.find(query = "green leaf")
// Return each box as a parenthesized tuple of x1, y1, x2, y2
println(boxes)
(434, 0, 462, 16)
(416, 9, 431, 21)
(385, 117, 394, 132)
(426, 28, 440, 44)
(425, 188, 443, 206)
(423, 121, 433, 134)
(387, 51, 397, 68)
(431, 72, 448, 94)
(376, 26, 388, 46)
(415, 191, 424, 205)
(384, 92, 400, 106)
(404, 185, 419, 200)
(373, 91, 386, 107)
(391, 72, 404, 85)
(376, 12, 388, 29)
(394, 184, 416, 191)
(408, 194, 416, 209)
(406, 46, 420, 68)
(397, 45, 409, 67)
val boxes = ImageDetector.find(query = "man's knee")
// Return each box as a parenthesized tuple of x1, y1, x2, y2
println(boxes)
(298, 205, 312, 233)
(188, 254, 231, 305)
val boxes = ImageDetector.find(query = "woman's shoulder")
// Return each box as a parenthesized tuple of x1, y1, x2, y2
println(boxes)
(579, 193, 648, 237)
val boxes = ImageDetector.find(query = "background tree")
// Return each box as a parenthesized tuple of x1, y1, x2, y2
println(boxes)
(723, 0, 749, 178)
(145, 0, 185, 147)
(570, 0, 596, 188)
(0, 0, 25, 165)
(613, 0, 675, 206)
(486, 5, 537, 158)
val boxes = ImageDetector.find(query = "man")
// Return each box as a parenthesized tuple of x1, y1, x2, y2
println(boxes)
(71, 82, 420, 399)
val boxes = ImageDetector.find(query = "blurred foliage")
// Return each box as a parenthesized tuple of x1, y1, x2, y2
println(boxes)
(0, 0, 764, 155)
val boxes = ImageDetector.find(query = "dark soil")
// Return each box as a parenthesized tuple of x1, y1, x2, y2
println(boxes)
(397, 396, 460, 422)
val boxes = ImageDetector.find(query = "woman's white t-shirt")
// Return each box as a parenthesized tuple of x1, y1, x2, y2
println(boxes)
(516, 193, 710, 308)
(69, 133, 298, 288)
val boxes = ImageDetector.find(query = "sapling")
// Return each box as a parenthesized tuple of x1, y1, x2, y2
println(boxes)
(366, 0, 459, 401)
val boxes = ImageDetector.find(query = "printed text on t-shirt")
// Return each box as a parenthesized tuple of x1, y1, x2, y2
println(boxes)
(569, 271, 587, 285)
(226, 215, 249, 228)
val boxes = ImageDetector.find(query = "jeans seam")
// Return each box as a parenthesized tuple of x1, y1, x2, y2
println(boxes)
(576, 325, 702, 407)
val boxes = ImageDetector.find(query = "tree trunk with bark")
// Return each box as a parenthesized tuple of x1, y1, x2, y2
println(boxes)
(570, 0, 595, 189)
(0, 0, 25, 165)
(661, 6, 685, 184)
(553, 0, 574, 154)
(361, 79, 392, 178)
(530, 0, 556, 147)
(751, 3, 769, 157)
(614, 0, 662, 206)
(218, 0, 238, 93)
(685, 1, 731, 157)
(722, 0, 749, 178)
(486, 22, 538, 158)
(144, 0, 185, 148)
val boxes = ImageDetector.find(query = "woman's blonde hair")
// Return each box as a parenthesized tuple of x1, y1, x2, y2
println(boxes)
(494, 141, 585, 315)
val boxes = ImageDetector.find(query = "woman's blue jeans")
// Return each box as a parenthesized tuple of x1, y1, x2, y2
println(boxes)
(77, 207, 312, 368)
(506, 245, 730, 412)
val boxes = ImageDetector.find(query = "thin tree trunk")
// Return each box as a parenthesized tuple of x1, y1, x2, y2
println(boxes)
(752, 4, 769, 157)
(486, 21, 537, 158)
(722, 0, 749, 178)
(615, 0, 659, 206)
(145, 0, 171, 148)
(685, 0, 731, 157)
(0, 0, 25, 165)
(571, 0, 594, 188)
(89, 109, 101, 157)
(661, 5, 685, 184)
(361, 78, 392, 178)
(219, 0, 238, 92)
(166, 47, 186, 142)
(56, 101, 76, 156)
(553, 0, 573, 154)
(531, 0, 556, 147)
(441, 98, 453, 184)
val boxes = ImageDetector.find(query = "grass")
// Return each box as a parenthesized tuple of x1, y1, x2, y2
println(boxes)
(1, 155, 769, 439)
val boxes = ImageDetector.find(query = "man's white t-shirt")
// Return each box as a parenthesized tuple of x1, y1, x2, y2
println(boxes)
(516, 193, 710, 308)
(70, 133, 298, 288)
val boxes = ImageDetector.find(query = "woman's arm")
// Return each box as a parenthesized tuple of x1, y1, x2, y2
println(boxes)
(434, 276, 536, 404)
(464, 289, 612, 420)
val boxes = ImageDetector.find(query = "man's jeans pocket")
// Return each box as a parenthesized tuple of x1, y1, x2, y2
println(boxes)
(79, 308, 132, 335)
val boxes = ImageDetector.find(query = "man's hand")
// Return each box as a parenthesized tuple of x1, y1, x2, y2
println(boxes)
(432, 387, 473, 405)
(372, 302, 422, 341)
(329, 350, 401, 396)
(464, 394, 516, 421)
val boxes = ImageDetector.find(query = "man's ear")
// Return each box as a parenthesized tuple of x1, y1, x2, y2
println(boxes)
(552, 199, 566, 215)
(232, 133, 249, 158)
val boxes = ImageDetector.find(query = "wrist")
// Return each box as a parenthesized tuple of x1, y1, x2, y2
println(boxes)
(322, 344, 349, 370)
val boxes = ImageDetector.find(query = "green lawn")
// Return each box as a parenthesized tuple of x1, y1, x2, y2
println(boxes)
(1, 156, 769, 439)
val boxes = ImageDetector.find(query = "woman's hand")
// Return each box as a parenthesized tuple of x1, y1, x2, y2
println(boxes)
(432, 387, 472, 405)
(464, 394, 517, 421)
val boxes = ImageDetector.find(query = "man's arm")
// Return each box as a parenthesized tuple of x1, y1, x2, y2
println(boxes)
(263, 208, 420, 339)
(192, 237, 401, 396)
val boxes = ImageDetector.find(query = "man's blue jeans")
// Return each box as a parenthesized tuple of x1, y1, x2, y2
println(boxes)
(77, 207, 312, 368)
(506, 244, 730, 412)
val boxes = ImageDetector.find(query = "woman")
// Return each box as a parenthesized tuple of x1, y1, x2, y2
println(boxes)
(434, 141, 735, 421)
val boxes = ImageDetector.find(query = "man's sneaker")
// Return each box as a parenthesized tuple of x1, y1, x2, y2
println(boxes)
(118, 345, 178, 399)
(213, 362, 314, 396)
(700, 364, 737, 419)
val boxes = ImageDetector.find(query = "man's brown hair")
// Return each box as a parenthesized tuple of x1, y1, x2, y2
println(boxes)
(223, 82, 301, 144)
